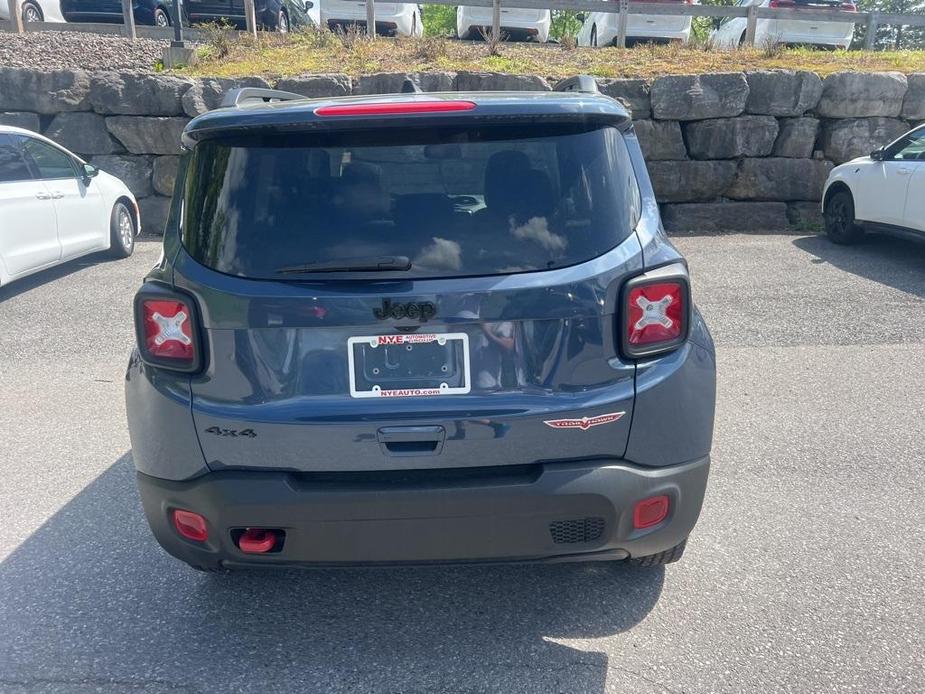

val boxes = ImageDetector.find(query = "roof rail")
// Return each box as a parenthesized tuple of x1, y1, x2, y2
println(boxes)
(220, 87, 306, 109)
(553, 76, 600, 95)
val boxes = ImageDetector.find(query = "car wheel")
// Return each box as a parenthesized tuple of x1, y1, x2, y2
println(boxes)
(154, 6, 170, 26)
(277, 9, 289, 33)
(625, 539, 687, 567)
(22, 1, 43, 22)
(109, 201, 136, 259)
(590, 25, 597, 47)
(824, 189, 864, 245)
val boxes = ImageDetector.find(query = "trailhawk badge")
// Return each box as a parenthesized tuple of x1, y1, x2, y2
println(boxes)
(543, 412, 625, 431)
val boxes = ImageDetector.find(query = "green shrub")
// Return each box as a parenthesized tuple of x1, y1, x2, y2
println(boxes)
(421, 4, 457, 37)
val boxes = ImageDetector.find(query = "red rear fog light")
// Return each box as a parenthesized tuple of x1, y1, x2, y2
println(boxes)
(238, 528, 280, 554)
(173, 509, 209, 542)
(633, 495, 670, 529)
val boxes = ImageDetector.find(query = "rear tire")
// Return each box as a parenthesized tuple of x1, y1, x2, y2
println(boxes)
(21, 1, 43, 22)
(154, 6, 170, 26)
(590, 25, 598, 47)
(108, 201, 136, 259)
(277, 8, 289, 33)
(626, 539, 687, 567)
(824, 189, 864, 245)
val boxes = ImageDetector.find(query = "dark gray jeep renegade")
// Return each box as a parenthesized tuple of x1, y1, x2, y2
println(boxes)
(126, 78, 716, 571)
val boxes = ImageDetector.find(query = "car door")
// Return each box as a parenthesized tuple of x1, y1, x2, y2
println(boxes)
(19, 136, 108, 260)
(852, 133, 923, 228)
(0, 133, 60, 281)
(185, 0, 232, 23)
(891, 129, 925, 232)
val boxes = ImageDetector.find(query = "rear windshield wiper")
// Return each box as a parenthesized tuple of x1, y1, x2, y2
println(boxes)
(275, 256, 412, 275)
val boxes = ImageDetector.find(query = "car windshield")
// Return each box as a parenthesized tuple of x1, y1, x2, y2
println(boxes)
(182, 124, 639, 279)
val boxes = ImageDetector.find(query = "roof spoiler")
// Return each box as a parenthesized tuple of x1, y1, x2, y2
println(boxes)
(553, 76, 600, 95)
(220, 87, 305, 108)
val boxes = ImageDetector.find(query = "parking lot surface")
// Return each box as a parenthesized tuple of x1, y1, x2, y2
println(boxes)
(1, 233, 923, 693)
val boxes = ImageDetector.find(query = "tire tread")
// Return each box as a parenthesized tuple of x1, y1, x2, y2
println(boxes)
(626, 539, 687, 567)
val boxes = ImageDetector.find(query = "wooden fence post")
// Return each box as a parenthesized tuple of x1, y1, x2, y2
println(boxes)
(8, 0, 23, 33)
(243, 0, 257, 37)
(864, 12, 879, 50)
(121, 0, 136, 39)
(615, 0, 628, 48)
(492, 0, 501, 44)
(366, 0, 375, 38)
(744, 3, 758, 46)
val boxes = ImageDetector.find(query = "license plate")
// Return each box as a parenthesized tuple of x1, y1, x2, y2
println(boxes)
(347, 332, 471, 398)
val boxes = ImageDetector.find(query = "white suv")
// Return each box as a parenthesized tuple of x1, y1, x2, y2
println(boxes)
(578, 0, 694, 47)
(712, 0, 856, 50)
(822, 125, 925, 244)
(320, 0, 422, 36)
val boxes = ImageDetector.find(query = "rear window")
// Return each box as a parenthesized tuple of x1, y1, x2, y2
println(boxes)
(182, 124, 639, 279)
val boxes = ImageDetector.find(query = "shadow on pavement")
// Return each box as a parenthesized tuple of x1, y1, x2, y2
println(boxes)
(0, 455, 664, 693)
(0, 238, 161, 303)
(0, 254, 118, 303)
(793, 233, 925, 299)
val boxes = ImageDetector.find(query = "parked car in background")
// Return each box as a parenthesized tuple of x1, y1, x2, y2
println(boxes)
(184, 0, 312, 31)
(59, 0, 175, 26)
(823, 124, 925, 244)
(456, 5, 551, 41)
(578, 0, 694, 46)
(58, 0, 309, 29)
(0, 126, 138, 289)
(0, 0, 65, 22)
(712, 0, 856, 49)
(321, 0, 421, 36)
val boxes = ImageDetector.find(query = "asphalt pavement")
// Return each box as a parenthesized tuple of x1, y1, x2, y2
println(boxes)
(0, 232, 923, 693)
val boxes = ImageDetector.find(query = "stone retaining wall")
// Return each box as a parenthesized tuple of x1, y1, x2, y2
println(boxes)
(1, 67, 923, 234)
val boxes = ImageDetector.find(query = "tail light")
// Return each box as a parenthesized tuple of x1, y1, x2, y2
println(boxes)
(633, 496, 670, 529)
(134, 286, 203, 372)
(173, 509, 209, 542)
(840, 2, 857, 10)
(620, 265, 691, 359)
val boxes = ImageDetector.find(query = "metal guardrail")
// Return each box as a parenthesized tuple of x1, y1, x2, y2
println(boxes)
(2, 0, 924, 50)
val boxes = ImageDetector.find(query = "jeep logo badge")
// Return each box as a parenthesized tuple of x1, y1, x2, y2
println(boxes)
(374, 299, 437, 322)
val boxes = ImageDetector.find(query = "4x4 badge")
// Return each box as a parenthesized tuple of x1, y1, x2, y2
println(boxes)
(544, 412, 625, 431)
(374, 299, 436, 322)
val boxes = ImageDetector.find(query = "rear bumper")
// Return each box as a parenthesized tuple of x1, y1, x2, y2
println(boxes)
(137, 455, 709, 569)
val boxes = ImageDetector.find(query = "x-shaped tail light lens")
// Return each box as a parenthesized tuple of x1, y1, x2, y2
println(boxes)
(624, 280, 688, 357)
(135, 294, 201, 372)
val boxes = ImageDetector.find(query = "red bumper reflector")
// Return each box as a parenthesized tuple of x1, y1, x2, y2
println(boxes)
(315, 101, 476, 117)
(238, 528, 278, 554)
(633, 495, 670, 529)
(173, 509, 208, 542)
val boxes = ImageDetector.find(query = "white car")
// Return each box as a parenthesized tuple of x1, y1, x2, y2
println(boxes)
(712, 0, 855, 49)
(822, 124, 925, 245)
(456, 6, 551, 42)
(0, 0, 65, 23)
(577, 0, 693, 47)
(0, 126, 138, 289)
(320, 0, 422, 37)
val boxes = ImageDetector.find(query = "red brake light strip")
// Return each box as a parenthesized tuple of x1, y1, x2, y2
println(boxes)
(315, 101, 477, 117)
